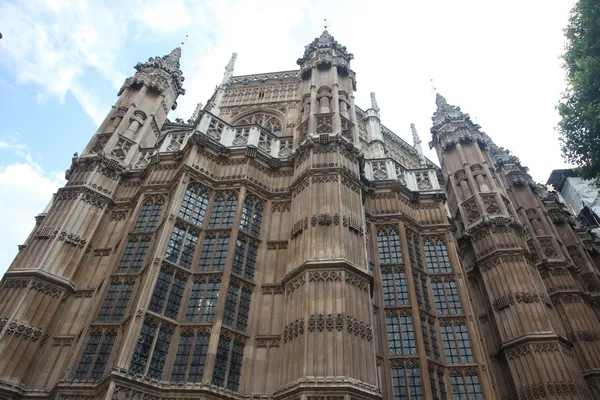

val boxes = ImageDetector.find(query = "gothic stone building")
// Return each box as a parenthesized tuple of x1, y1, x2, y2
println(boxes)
(2, 30, 600, 400)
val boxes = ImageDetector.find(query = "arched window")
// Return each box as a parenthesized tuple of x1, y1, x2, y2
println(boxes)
(116, 237, 150, 273)
(198, 232, 230, 272)
(440, 321, 473, 364)
(386, 310, 416, 356)
(186, 277, 220, 322)
(130, 317, 173, 379)
(97, 277, 134, 322)
(212, 333, 245, 390)
(377, 227, 403, 264)
(133, 196, 164, 232)
(424, 238, 452, 273)
(232, 236, 259, 279)
(164, 223, 199, 269)
(236, 112, 282, 135)
(432, 277, 463, 315)
(171, 330, 209, 382)
(381, 266, 409, 306)
(179, 183, 209, 226)
(74, 327, 117, 380)
(450, 369, 482, 399)
(391, 360, 422, 400)
(240, 196, 264, 236)
(148, 268, 187, 320)
(208, 192, 238, 228)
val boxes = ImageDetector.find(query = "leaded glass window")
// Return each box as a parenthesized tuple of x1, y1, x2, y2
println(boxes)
(424, 238, 453, 273)
(441, 321, 474, 364)
(232, 236, 259, 279)
(421, 275, 432, 312)
(377, 227, 403, 264)
(133, 197, 164, 232)
(429, 365, 448, 400)
(465, 370, 483, 399)
(391, 361, 423, 400)
(439, 368, 448, 399)
(429, 317, 441, 360)
(407, 230, 425, 270)
(381, 266, 409, 306)
(164, 223, 199, 268)
(208, 192, 238, 228)
(170, 329, 210, 382)
(97, 278, 134, 322)
(130, 318, 173, 379)
(413, 271, 423, 309)
(117, 237, 150, 273)
(179, 183, 210, 226)
(450, 371, 467, 398)
(240, 196, 264, 237)
(198, 233, 230, 272)
(147, 325, 173, 379)
(432, 278, 463, 315)
(186, 277, 220, 322)
(223, 280, 253, 332)
(149, 268, 187, 320)
(386, 310, 416, 356)
(74, 328, 116, 380)
(421, 315, 431, 357)
(212, 334, 245, 391)
(430, 366, 439, 400)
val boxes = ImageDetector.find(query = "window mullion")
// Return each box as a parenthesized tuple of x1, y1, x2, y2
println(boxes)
(224, 339, 233, 389)
(144, 323, 161, 376)
(87, 332, 104, 380)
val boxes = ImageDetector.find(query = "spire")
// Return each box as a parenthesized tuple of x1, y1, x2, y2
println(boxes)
(431, 93, 468, 126)
(297, 29, 353, 66)
(411, 123, 421, 146)
(411, 123, 426, 165)
(133, 46, 185, 95)
(370, 92, 380, 113)
(190, 102, 203, 123)
(221, 52, 237, 85)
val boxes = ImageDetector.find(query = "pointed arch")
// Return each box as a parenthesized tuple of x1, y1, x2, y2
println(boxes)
(231, 109, 285, 136)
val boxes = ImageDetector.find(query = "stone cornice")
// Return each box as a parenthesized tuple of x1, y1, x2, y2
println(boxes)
(1, 269, 77, 294)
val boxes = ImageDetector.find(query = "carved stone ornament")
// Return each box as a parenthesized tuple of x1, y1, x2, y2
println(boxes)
(123, 47, 185, 97)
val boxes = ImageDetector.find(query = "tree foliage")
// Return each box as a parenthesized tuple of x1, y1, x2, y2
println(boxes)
(558, 0, 600, 183)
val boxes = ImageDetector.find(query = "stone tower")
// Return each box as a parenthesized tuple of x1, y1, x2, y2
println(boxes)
(430, 93, 600, 398)
(8, 29, 600, 400)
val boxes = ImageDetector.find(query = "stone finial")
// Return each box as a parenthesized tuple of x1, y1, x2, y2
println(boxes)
(133, 46, 185, 95)
(297, 30, 353, 66)
(411, 123, 421, 146)
(431, 93, 466, 126)
(191, 102, 203, 122)
(370, 92, 380, 112)
(411, 123, 426, 164)
(221, 52, 237, 85)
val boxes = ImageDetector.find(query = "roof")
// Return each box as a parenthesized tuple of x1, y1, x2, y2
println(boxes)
(546, 168, 578, 192)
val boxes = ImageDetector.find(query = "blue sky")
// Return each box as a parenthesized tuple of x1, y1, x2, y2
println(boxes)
(0, 0, 576, 273)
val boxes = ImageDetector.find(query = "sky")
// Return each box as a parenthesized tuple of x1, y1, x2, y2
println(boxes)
(0, 0, 576, 275)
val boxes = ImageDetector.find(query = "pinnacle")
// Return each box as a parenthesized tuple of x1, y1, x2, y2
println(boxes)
(163, 46, 182, 72)
(432, 93, 466, 126)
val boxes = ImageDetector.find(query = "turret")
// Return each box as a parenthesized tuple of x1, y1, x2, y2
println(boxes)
(364, 92, 385, 158)
(296, 29, 358, 145)
(431, 93, 591, 399)
(83, 46, 185, 166)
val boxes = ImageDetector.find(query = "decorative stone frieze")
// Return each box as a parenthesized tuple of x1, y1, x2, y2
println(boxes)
(5, 320, 43, 341)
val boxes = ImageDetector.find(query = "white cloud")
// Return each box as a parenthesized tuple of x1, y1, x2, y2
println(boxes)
(0, 0, 582, 279)
(0, 137, 64, 275)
